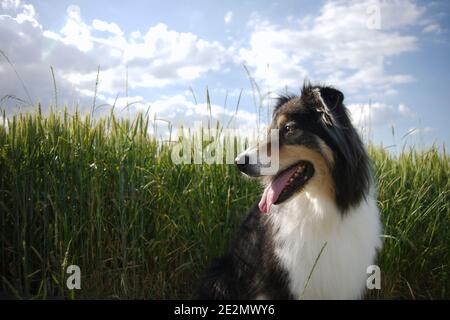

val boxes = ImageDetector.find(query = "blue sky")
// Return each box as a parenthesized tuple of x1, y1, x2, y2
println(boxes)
(1, 0, 449, 149)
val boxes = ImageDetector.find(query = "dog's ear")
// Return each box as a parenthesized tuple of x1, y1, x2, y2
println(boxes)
(312, 87, 344, 126)
(319, 87, 344, 109)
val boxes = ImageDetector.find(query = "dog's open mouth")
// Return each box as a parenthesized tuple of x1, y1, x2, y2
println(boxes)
(258, 161, 314, 213)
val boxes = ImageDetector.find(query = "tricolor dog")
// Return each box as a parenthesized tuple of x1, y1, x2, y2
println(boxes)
(198, 83, 382, 299)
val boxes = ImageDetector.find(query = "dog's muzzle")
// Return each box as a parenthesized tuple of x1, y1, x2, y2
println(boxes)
(235, 151, 261, 176)
(235, 146, 279, 177)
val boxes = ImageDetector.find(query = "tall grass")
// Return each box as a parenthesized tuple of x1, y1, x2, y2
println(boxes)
(369, 145, 449, 299)
(0, 107, 448, 299)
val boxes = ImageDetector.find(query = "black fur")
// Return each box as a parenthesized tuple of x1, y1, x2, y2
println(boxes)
(274, 93, 297, 110)
(197, 204, 292, 300)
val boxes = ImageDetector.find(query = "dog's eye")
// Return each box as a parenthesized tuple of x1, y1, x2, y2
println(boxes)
(284, 123, 296, 133)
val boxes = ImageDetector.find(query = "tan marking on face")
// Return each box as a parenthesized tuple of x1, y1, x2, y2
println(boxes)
(317, 138, 335, 166)
(276, 114, 288, 129)
(257, 140, 272, 158)
(279, 145, 335, 202)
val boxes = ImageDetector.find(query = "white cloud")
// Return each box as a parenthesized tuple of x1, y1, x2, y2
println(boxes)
(54, 17, 229, 90)
(224, 11, 233, 24)
(92, 19, 123, 35)
(422, 23, 443, 34)
(0, 0, 39, 27)
(14, 3, 38, 26)
(347, 102, 415, 128)
(1, 0, 21, 11)
(239, 0, 426, 94)
(0, 1, 231, 114)
(149, 94, 256, 130)
(59, 5, 93, 52)
(121, 23, 228, 87)
(377, 0, 425, 29)
(0, 3, 112, 112)
(100, 93, 258, 138)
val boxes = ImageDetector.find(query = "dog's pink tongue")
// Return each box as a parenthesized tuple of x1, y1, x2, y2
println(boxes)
(258, 167, 297, 213)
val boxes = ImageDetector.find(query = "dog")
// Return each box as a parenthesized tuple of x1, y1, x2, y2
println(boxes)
(197, 83, 382, 299)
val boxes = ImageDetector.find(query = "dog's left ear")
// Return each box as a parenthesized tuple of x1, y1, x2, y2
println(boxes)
(319, 87, 344, 109)
(312, 87, 344, 126)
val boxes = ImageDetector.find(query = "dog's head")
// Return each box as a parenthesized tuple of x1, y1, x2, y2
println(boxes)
(235, 83, 371, 213)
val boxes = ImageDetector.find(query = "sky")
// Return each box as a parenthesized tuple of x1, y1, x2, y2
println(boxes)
(0, 0, 449, 149)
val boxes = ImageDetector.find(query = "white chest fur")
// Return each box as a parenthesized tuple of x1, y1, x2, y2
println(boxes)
(268, 188, 382, 300)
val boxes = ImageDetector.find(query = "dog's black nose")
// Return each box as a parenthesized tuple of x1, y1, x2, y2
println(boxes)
(235, 154, 250, 173)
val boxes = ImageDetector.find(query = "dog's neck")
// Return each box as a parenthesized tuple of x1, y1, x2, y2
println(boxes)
(265, 184, 381, 299)
(267, 186, 341, 232)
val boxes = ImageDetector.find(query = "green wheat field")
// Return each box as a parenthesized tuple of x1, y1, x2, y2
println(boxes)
(0, 106, 448, 299)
